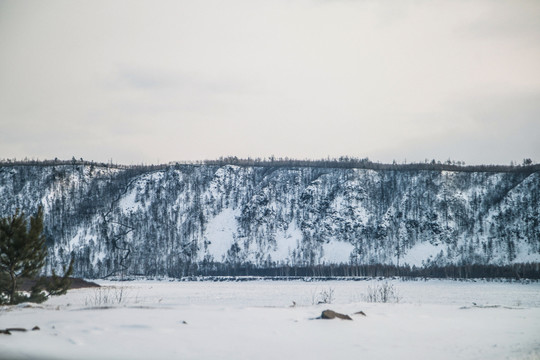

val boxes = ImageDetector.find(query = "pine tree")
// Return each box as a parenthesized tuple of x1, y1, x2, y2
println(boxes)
(0, 207, 75, 304)
(0, 207, 47, 304)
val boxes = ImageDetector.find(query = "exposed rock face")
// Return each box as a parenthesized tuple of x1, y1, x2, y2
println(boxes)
(1, 163, 539, 277)
(18, 277, 100, 291)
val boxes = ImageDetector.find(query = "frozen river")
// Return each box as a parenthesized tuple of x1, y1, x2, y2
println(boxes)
(1, 279, 539, 359)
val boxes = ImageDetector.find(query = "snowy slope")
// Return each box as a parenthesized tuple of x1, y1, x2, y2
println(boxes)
(0, 163, 539, 277)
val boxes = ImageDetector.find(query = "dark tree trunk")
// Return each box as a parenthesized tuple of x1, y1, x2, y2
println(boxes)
(9, 270, 16, 305)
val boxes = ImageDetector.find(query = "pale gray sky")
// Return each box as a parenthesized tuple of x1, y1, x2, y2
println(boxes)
(1, 0, 539, 165)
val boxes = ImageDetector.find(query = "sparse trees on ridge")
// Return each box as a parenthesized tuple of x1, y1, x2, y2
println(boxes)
(1, 157, 539, 174)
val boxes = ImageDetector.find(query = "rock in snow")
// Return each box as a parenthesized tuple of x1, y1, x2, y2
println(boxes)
(320, 309, 353, 320)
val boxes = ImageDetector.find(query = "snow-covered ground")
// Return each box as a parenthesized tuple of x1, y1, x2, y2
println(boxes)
(1, 279, 539, 360)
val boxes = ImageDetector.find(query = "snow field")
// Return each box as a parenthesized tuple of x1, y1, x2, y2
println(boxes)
(1, 280, 539, 360)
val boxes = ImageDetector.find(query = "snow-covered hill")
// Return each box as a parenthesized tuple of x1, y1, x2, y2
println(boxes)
(0, 163, 539, 277)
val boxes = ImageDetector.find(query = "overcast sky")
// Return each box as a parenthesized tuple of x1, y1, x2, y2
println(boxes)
(1, 0, 539, 165)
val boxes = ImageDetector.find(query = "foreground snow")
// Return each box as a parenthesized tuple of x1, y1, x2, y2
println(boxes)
(1, 279, 539, 360)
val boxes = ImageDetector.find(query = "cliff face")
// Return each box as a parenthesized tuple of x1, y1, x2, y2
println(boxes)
(1, 163, 539, 277)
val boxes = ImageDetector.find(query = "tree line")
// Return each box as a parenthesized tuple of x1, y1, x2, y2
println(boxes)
(192, 262, 540, 280)
(1, 156, 539, 174)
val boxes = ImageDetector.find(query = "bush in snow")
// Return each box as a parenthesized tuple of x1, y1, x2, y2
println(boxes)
(364, 281, 401, 303)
